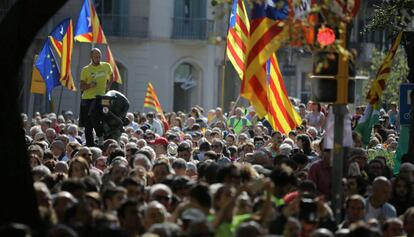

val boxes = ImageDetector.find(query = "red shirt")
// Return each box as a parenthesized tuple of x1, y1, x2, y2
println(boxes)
(308, 158, 331, 198)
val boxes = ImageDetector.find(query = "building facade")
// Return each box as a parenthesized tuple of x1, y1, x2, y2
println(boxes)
(13, 0, 229, 116)
(1, 0, 390, 116)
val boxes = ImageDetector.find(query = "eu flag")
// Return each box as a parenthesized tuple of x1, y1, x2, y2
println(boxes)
(35, 38, 60, 97)
(251, 0, 289, 20)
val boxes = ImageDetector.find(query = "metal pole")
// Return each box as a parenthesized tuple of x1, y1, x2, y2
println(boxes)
(57, 86, 64, 115)
(331, 21, 349, 222)
(221, 64, 226, 109)
(331, 104, 346, 222)
(221, 1, 232, 110)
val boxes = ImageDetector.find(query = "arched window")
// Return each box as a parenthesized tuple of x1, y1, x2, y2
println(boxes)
(173, 63, 198, 112)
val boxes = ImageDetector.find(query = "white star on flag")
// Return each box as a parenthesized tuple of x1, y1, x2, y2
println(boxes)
(47, 54, 50, 58)
(50, 70, 53, 74)
(267, 0, 275, 7)
(87, 17, 91, 27)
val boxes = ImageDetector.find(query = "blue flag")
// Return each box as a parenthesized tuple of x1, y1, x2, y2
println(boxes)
(74, 0, 107, 43)
(35, 38, 60, 98)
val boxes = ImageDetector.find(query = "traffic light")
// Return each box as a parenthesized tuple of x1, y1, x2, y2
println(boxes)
(309, 24, 355, 104)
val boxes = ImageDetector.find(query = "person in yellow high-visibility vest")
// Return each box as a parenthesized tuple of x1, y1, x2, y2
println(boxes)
(226, 107, 251, 134)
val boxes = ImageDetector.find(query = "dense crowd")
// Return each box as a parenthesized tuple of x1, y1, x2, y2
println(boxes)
(7, 100, 414, 237)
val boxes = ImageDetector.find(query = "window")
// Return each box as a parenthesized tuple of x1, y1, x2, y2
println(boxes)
(172, 0, 211, 40)
(174, 63, 198, 112)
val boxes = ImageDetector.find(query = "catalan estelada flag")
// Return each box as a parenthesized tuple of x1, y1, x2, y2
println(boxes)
(144, 83, 164, 114)
(49, 18, 76, 91)
(366, 32, 402, 106)
(241, 0, 289, 118)
(74, 0, 107, 44)
(226, 0, 249, 80)
(49, 18, 71, 57)
(265, 54, 301, 134)
(106, 44, 122, 84)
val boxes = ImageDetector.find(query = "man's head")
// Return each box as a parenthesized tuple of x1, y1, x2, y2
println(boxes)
(235, 107, 244, 118)
(211, 138, 224, 155)
(149, 184, 173, 210)
(367, 159, 384, 180)
(211, 107, 220, 117)
(271, 131, 283, 145)
(399, 162, 414, 182)
(51, 140, 65, 157)
(172, 158, 187, 176)
(348, 148, 368, 170)
(403, 207, 414, 237)
(250, 150, 272, 166)
(102, 186, 127, 212)
(177, 142, 192, 161)
(126, 112, 135, 124)
(143, 201, 168, 229)
(345, 194, 365, 223)
(382, 218, 404, 237)
(146, 112, 155, 123)
(270, 164, 297, 197)
(117, 199, 142, 232)
(90, 48, 101, 65)
(152, 160, 172, 183)
(148, 137, 169, 157)
(389, 101, 398, 111)
(371, 176, 392, 205)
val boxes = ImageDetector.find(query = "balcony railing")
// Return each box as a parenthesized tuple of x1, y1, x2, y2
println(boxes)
(101, 15, 149, 38)
(172, 17, 214, 40)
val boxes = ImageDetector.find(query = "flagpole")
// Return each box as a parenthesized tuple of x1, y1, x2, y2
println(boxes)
(57, 86, 64, 115)
(221, 1, 232, 110)
(229, 95, 241, 116)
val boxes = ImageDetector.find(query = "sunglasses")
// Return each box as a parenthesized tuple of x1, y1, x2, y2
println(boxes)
(153, 195, 171, 202)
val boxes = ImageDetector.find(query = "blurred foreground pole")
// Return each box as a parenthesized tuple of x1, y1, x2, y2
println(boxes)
(331, 22, 349, 222)
(0, 0, 67, 228)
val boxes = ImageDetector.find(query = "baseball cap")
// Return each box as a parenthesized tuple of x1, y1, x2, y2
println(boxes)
(168, 142, 178, 156)
(149, 137, 169, 146)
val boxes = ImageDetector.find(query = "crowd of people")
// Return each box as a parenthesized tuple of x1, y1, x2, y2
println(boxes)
(8, 98, 414, 237)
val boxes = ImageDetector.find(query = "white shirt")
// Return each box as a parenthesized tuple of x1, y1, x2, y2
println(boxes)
(149, 119, 164, 136)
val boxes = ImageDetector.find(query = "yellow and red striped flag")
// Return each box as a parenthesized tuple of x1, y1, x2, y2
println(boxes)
(241, 0, 289, 118)
(144, 83, 164, 114)
(106, 44, 122, 84)
(265, 54, 302, 134)
(74, 0, 107, 44)
(226, 0, 249, 80)
(48, 18, 76, 91)
(366, 32, 402, 105)
(58, 19, 76, 91)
